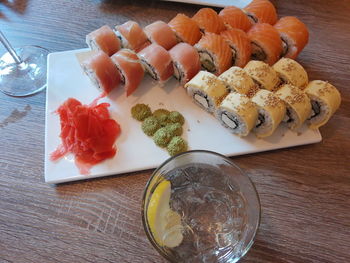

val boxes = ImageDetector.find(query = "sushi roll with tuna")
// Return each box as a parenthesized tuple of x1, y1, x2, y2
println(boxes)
(275, 84, 312, 130)
(215, 92, 258, 137)
(86, 25, 121, 56)
(185, 71, 228, 113)
(144, 21, 178, 50)
(304, 80, 341, 129)
(273, 58, 308, 89)
(115, 21, 151, 52)
(244, 60, 280, 91)
(251, 89, 286, 138)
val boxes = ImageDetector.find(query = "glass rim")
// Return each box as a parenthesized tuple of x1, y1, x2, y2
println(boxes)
(141, 150, 261, 262)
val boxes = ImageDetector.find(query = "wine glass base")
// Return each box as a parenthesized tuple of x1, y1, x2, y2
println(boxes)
(0, 45, 49, 97)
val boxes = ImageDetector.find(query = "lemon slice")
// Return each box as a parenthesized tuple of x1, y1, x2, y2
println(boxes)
(147, 179, 183, 248)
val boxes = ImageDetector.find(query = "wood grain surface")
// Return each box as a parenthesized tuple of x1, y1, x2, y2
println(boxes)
(0, 0, 349, 262)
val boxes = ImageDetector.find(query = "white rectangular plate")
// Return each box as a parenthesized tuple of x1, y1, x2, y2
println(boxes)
(161, 0, 251, 8)
(45, 49, 321, 184)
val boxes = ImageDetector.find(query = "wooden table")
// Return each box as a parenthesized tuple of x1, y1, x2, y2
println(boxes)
(0, 0, 349, 262)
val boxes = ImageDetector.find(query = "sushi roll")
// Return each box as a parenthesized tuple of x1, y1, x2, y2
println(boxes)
(195, 33, 233, 75)
(247, 23, 283, 66)
(218, 66, 258, 97)
(220, 29, 252, 68)
(86, 25, 121, 56)
(304, 80, 341, 129)
(115, 21, 151, 52)
(168, 14, 202, 45)
(138, 43, 174, 83)
(81, 51, 121, 94)
(169, 43, 201, 84)
(244, 61, 280, 91)
(273, 58, 308, 89)
(185, 71, 228, 113)
(251, 89, 286, 138)
(243, 0, 278, 25)
(144, 21, 178, 50)
(192, 8, 226, 34)
(275, 84, 312, 130)
(274, 16, 309, 59)
(219, 6, 253, 32)
(111, 49, 145, 96)
(215, 92, 258, 137)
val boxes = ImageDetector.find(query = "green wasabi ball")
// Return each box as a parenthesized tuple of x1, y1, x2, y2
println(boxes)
(142, 116, 160, 136)
(167, 136, 188, 156)
(153, 127, 172, 148)
(165, 122, 183, 137)
(153, 109, 170, 127)
(131, 104, 152, 121)
(169, 111, 185, 125)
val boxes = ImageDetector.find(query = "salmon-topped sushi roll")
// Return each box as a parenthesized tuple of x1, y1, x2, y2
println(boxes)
(219, 6, 253, 32)
(81, 51, 121, 94)
(169, 43, 201, 84)
(111, 49, 145, 96)
(138, 43, 174, 83)
(195, 33, 233, 75)
(221, 29, 251, 68)
(243, 0, 278, 25)
(168, 14, 202, 45)
(115, 21, 151, 52)
(144, 21, 178, 50)
(274, 16, 309, 59)
(86, 25, 121, 56)
(247, 23, 283, 65)
(192, 8, 226, 34)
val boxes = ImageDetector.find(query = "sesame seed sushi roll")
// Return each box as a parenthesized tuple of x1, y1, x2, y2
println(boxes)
(144, 21, 178, 50)
(219, 6, 253, 32)
(138, 43, 174, 83)
(195, 33, 233, 76)
(218, 66, 258, 97)
(274, 16, 309, 59)
(168, 14, 202, 45)
(273, 58, 308, 89)
(244, 61, 280, 91)
(169, 43, 201, 84)
(115, 21, 151, 52)
(243, 0, 278, 25)
(111, 49, 145, 96)
(81, 51, 121, 94)
(215, 93, 258, 137)
(247, 23, 283, 66)
(86, 25, 121, 56)
(185, 71, 228, 113)
(192, 8, 226, 34)
(220, 29, 252, 68)
(251, 89, 286, 138)
(275, 84, 312, 130)
(304, 80, 341, 129)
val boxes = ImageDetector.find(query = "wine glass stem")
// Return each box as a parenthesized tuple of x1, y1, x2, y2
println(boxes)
(0, 30, 23, 64)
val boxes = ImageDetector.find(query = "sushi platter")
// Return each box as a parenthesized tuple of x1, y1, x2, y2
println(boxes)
(44, 49, 322, 184)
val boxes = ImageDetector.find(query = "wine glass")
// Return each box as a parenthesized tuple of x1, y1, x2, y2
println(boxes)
(0, 30, 49, 97)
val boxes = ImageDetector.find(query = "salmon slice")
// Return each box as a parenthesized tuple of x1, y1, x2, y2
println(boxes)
(168, 14, 202, 45)
(274, 16, 309, 59)
(111, 49, 145, 96)
(144, 21, 178, 50)
(221, 29, 252, 68)
(115, 21, 151, 52)
(86, 25, 121, 56)
(195, 32, 233, 75)
(219, 6, 253, 32)
(247, 23, 282, 65)
(244, 0, 278, 25)
(81, 51, 121, 94)
(192, 8, 226, 34)
(169, 43, 201, 84)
